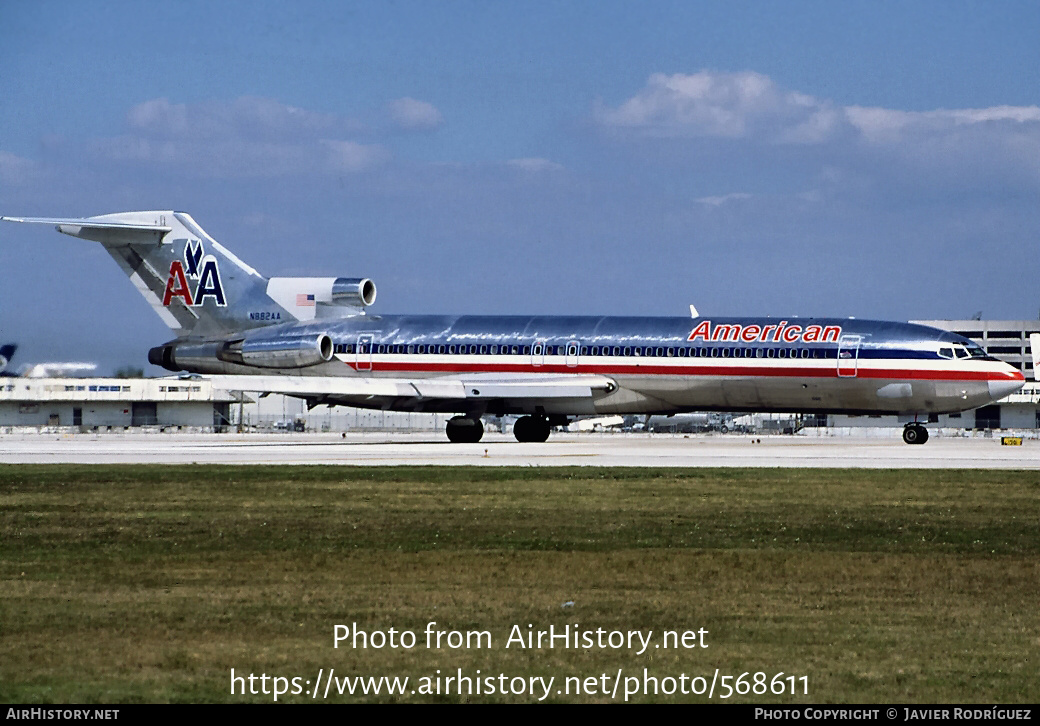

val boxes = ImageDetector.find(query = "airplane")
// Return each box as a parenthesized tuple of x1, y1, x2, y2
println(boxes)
(0, 342, 97, 378)
(1, 211, 1025, 445)
(22, 362, 98, 378)
(0, 344, 16, 376)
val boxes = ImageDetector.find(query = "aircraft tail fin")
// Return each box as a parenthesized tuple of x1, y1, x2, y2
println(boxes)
(3, 211, 377, 339)
(0, 344, 16, 375)
(2, 212, 274, 338)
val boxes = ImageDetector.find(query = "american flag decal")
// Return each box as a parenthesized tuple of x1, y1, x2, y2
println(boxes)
(296, 293, 315, 307)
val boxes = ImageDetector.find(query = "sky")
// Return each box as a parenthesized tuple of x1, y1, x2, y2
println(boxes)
(1, 0, 1038, 374)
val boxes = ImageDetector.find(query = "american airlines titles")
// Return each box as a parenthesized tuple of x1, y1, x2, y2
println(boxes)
(688, 320, 841, 344)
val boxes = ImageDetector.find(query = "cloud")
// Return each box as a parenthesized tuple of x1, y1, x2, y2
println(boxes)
(127, 96, 361, 139)
(593, 71, 844, 143)
(595, 70, 1040, 149)
(321, 140, 390, 173)
(90, 97, 386, 178)
(0, 151, 39, 186)
(694, 192, 752, 207)
(594, 70, 1040, 192)
(387, 97, 443, 130)
(506, 157, 564, 172)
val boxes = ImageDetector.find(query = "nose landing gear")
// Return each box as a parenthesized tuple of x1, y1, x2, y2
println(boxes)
(902, 423, 929, 445)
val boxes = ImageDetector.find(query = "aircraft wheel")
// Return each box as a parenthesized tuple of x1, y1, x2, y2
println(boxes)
(514, 416, 551, 443)
(902, 424, 928, 445)
(513, 416, 532, 442)
(446, 416, 483, 443)
(531, 418, 551, 442)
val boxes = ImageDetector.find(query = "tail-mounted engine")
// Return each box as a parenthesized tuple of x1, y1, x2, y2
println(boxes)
(266, 276, 376, 319)
(149, 331, 334, 373)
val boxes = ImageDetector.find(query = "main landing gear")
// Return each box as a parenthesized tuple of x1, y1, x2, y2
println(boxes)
(446, 415, 484, 443)
(513, 415, 551, 443)
(902, 423, 929, 445)
(444, 414, 555, 443)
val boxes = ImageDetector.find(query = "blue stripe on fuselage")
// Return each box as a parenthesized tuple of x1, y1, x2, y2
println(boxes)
(259, 315, 977, 360)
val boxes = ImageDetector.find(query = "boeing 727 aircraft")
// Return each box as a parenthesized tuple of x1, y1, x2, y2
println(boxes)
(1, 211, 1024, 444)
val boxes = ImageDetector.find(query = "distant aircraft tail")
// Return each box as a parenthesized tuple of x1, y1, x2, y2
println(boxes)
(0, 344, 16, 375)
(1, 212, 376, 339)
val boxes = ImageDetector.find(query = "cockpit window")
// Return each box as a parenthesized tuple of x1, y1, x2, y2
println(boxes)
(967, 344, 987, 358)
(954, 346, 970, 359)
(938, 347, 953, 359)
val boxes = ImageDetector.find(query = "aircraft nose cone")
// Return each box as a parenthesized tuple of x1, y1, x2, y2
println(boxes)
(988, 369, 1025, 401)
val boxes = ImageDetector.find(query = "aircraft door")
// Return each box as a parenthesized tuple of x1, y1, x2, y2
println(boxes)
(837, 335, 862, 378)
(532, 340, 545, 367)
(356, 333, 374, 371)
(566, 340, 580, 368)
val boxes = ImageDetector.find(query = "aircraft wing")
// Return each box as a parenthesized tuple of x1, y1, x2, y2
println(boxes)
(205, 373, 616, 412)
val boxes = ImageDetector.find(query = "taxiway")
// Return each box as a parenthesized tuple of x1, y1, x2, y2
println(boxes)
(1, 431, 1037, 467)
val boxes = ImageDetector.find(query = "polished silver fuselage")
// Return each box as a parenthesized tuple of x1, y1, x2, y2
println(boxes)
(214, 314, 1024, 417)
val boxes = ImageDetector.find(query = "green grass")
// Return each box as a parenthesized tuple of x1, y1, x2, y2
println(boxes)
(1, 466, 1038, 703)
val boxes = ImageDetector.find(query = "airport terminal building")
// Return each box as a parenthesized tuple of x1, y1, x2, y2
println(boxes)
(0, 377, 237, 430)
(0, 376, 452, 433)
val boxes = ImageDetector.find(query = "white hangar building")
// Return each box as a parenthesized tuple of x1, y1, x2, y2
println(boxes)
(0, 377, 237, 430)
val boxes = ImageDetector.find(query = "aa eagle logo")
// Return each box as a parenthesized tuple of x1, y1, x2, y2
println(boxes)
(162, 239, 226, 307)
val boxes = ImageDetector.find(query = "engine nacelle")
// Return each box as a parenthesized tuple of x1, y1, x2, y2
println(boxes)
(266, 276, 376, 318)
(149, 332, 334, 373)
(332, 277, 377, 307)
(236, 333, 334, 369)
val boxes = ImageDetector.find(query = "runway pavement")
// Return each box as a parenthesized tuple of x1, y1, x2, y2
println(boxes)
(1, 430, 1038, 467)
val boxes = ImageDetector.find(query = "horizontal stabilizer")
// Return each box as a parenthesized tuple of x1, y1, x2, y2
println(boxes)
(1, 216, 172, 233)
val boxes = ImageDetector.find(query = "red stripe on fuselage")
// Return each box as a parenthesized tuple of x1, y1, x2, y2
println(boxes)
(339, 359, 1020, 382)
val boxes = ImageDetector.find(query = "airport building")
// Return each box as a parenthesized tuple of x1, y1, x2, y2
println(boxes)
(0, 377, 237, 430)
(0, 376, 452, 433)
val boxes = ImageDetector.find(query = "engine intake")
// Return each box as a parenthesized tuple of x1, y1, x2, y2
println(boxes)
(265, 276, 377, 317)
(332, 277, 377, 307)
